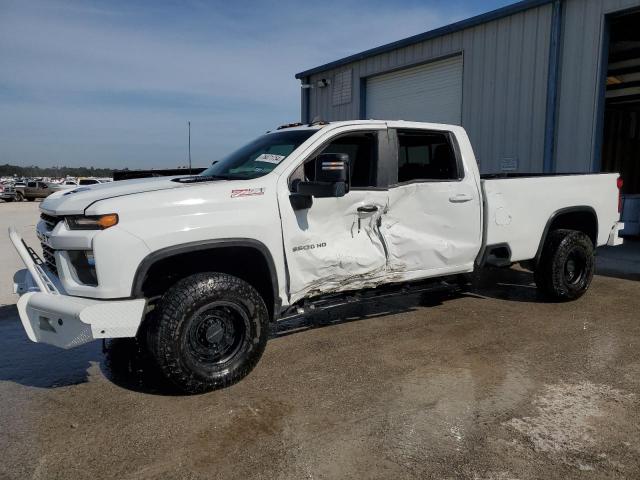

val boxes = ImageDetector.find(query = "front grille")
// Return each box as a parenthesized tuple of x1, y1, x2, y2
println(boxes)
(41, 243, 59, 276)
(40, 213, 62, 231)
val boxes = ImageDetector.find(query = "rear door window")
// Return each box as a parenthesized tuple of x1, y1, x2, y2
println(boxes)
(396, 130, 460, 182)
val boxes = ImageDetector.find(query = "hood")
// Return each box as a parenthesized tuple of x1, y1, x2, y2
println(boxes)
(41, 176, 188, 215)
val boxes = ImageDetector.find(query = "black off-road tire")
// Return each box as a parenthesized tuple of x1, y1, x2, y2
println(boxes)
(15, 192, 24, 202)
(147, 272, 269, 394)
(534, 229, 594, 301)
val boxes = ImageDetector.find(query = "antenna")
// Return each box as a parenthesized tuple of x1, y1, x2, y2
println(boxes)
(188, 121, 192, 174)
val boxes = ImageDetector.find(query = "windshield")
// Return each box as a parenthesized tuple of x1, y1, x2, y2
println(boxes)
(199, 130, 316, 180)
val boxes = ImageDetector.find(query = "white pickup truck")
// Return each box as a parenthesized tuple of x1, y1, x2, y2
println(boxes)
(9, 120, 624, 393)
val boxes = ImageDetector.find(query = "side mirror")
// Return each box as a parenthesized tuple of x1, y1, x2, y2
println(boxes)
(315, 153, 349, 183)
(289, 153, 350, 211)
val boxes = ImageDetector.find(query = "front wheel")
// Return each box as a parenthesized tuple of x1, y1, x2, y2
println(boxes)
(147, 272, 269, 394)
(15, 192, 24, 202)
(534, 229, 594, 301)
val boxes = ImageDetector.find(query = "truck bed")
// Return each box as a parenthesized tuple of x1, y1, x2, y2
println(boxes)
(481, 173, 620, 263)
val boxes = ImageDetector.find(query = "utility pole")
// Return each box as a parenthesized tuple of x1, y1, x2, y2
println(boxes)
(188, 121, 192, 174)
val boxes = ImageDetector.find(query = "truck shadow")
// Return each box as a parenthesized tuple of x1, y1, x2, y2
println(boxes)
(0, 268, 548, 395)
(595, 242, 640, 282)
(0, 304, 102, 389)
(467, 267, 546, 303)
(272, 288, 460, 338)
(0, 304, 179, 394)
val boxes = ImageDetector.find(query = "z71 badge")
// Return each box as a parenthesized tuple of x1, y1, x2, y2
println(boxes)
(293, 242, 327, 253)
(231, 188, 264, 198)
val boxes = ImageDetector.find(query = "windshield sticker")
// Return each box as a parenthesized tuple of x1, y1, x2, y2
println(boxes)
(231, 188, 265, 198)
(254, 153, 285, 164)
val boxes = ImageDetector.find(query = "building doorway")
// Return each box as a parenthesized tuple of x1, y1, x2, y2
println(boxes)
(602, 11, 640, 234)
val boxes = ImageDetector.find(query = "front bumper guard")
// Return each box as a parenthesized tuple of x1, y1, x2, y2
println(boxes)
(9, 226, 146, 349)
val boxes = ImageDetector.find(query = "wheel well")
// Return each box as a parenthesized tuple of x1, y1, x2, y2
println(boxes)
(535, 208, 598, 264)
(137, 245, 277, 320)
(548, 210, 598, 245)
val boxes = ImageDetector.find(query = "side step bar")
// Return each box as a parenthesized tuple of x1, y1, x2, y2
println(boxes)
(278, 275, 466, 322)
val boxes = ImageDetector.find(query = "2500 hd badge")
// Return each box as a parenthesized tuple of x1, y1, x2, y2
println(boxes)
(293, 242, 327, 253)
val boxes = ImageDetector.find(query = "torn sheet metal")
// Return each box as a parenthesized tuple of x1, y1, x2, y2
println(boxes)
(281, 190, 389, 304)
(280, 178, 481, 304)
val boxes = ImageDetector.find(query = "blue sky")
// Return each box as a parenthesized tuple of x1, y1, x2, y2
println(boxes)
(0, 0, 512, 169)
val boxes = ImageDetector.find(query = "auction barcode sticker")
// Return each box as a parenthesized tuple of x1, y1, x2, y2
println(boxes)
(254, 153, 285, 164)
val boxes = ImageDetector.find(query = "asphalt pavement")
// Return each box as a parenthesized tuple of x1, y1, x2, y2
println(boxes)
(1, 200, 639, 479)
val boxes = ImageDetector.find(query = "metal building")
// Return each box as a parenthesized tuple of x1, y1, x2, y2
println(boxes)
(295, 0, 640, 228)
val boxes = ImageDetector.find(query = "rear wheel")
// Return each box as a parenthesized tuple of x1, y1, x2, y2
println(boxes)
(534, 229, 594, 301)
(147, 272, 269, 394)
(27, 197, 34, 201)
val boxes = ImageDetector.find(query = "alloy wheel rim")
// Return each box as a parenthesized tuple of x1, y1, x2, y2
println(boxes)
(187, 301, 247, 365)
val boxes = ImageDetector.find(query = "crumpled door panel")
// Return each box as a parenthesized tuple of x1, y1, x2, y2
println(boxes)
(383, 182, 481, 275)
(282, 191, 389, 303)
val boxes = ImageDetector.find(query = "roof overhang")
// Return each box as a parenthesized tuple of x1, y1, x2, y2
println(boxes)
(295, 0, 554, 79)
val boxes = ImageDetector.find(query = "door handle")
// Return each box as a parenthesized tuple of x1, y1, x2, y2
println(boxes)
(357, 205, 379, 213)
(449, 194, 473, 203)
(356, 205, 379, 233)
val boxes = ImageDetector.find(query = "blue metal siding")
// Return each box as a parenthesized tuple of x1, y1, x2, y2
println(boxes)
(304, 4, 553, 174)
(543, 0, 563, 172)
(295, 0, 554, 79)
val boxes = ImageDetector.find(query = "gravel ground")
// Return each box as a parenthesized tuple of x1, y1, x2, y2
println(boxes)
(1, 200, 639, 480)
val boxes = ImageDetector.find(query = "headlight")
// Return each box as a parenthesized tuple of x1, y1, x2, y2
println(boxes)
(65, 214, 118, 230)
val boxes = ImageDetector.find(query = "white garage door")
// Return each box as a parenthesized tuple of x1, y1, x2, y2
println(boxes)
(365, 55, 463, 125)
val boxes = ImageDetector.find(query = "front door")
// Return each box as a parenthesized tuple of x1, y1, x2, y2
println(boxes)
(279, 126, 390, 304)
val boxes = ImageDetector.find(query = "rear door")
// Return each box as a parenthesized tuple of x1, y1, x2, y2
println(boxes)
(278, 125, 391, 304)
(382, 125, 482, 279)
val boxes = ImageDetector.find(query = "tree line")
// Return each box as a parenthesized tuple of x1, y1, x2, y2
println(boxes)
(0, 164, 114, 178)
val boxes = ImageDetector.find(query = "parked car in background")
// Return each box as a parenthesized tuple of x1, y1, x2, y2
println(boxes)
(15, 181, 51, 201)
(47, 180, 78, 193)
(0, 182, 17, 202)
(78, 178, 105, 186)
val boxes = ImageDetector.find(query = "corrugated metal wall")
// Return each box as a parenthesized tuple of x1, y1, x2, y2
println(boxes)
(555, 0, 640, 172)
(306, 4, 553, 173)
